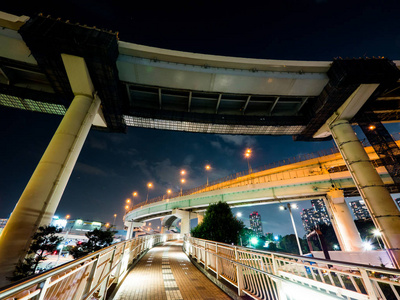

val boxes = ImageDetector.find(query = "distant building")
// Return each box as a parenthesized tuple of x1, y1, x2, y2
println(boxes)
(300, 208, 316, 233)
(349, 200, 371, 220)
(395, 198, 400, 210)
(249, 211, 263, 236)
(300, 200, 331, 233)
(0, 218, 7, 236)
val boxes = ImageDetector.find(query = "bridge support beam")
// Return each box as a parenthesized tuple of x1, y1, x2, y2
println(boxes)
(125, 221, 145, 240)
(324, 190, 363, 251)
(172, 209, 190, 234)
(330, 119, 400, 268)
(0, 54, 101, 286)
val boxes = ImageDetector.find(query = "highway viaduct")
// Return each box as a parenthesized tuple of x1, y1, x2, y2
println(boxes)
(1, 10, 400, 285)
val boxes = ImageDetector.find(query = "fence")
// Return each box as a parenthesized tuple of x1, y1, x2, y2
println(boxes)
(0, 233, 180, 300)
(184, 236, 400, 300)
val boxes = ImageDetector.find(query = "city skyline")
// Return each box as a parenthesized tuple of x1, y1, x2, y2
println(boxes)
(2, 2, 400, 237)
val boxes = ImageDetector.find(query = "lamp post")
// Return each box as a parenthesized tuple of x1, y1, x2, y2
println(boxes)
(132, 191, 138, 206)
(280, 203, 303, 255)
(113, 214, 117, 227)
(165, 189, 172, 200)
(236, 212, 243, 246)
(373, 229, 384, 250)
(205, 164, 211, 186)
(244, 148, 252, 173)
(55, 215, 72, 267)
(126, 198, 131, 210)
(146, 182, 153, 203)
(180, 178, 185, 196)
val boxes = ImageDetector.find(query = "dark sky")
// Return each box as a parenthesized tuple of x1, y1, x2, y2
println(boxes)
(1, 1, 400, 237)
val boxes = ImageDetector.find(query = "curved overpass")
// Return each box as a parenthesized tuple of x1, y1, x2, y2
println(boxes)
(124, 144, 395, 224)
(1, 12, 400, 139)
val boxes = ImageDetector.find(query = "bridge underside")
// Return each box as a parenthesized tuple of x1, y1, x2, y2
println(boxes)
(1, 14, 400, 139)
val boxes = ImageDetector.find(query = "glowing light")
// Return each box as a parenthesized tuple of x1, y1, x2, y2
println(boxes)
(291, 203, 298, 209)
(66, 215, 70, 219)
(369, 125, 376, 130)
(76, 220, 83, 225)
(92, 222, 101, 226)
(167, 189, 172, 194)
(126, 198, 131, 203)
(333, 244, 339, 250)
(114, 214, 117, 217)
(250, 237, 258, 245)
(279, 205, 285, 210)
(236, 212, 242, 217)
(363, 241, 374, 251)
(181, 178, 185, 183)
(133, 191, 138, 197)
(274, 236, 279, 241)
(149, 222, 151, 226)
(147, 182, 153, 188)
(105, 223, 110, 227)
(373, 229, 382, 237)
(125, 205, 129, 210)
(205, 165, 211, 170)
(181, 170, 186, 175)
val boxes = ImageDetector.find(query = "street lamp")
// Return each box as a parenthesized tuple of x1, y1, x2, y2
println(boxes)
(205, 164, 211, 186)
(180, 178, 185, 196)
(181, 169, 186, 176)
(126, 198, 131, 210)
(244, 148, 252, 173)
(236, 212, 243, 246)
(146, 182, 153, 203)
(279, 203, 303, 255)
(373, 229, 384, 250)
(113, 214, 117, 227)
(165, 189, 172, 200)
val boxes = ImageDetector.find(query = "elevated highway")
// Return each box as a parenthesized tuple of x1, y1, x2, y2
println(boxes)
(2, 10, 400, 285)
(124, 143, 396, 224)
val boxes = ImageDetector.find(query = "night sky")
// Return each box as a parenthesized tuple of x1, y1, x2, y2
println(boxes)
(1, 1, 400, 237)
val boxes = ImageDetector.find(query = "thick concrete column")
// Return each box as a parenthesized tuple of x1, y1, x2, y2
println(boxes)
(324, 190, 363, 251)
(0, 55, 100, 286)
(172, 209, 190, 234)
(330, 119, 400, 267)
(197, 212, 204, 225)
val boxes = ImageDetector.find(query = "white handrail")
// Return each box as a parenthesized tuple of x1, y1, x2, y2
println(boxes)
(0, 233, 180, 300)
(183, 235, 400, 300)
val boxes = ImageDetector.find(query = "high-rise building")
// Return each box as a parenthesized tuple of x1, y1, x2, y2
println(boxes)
(349, 200, 371, 220)
(300, 200, 331, 233)
(249, 211, 263, 236)
(300, 208, 316, 233)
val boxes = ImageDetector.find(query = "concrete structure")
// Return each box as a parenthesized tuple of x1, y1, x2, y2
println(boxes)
(1, 9, 400, 285)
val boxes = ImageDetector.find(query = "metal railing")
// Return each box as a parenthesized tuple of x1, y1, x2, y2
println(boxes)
(0, 233, 180, 300)
(183, 236, 400, 300)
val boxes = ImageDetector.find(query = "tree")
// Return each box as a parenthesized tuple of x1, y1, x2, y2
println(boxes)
(279, 234, 307, 255)
(191, 201, 245, 245)
(69, 228, 115, 259)
(10, 226, 63, 281)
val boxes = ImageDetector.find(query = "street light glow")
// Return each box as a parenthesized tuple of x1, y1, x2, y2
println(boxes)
(167, 189, 172, 194)
(205, 165, 211, 170)
(250, 237, 258, 245)
(147, 182, 153, 188)
(181, 178, 185, 183)
(66, 214, 70, 219)
(181, 170, 186, 175)
(133, 191, 138, 197)
(373, 229, 382, 237)
(236, 212, 242, 217)
(279, 205, 285, 210)
(126, 198, 131, 203)
(291, 203, 298, 209)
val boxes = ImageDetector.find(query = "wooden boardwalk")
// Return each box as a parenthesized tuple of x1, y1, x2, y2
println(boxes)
(112, 240, 230, 300)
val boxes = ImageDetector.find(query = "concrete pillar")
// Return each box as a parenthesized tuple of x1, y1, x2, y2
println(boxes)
(172, 209, 190, 234)
(330, 119, 400, 267)
(125, 221, 144, 240)
(197, 212, 204, 225)
(324, 190, 363, 251)
(0, 55, 100, 286)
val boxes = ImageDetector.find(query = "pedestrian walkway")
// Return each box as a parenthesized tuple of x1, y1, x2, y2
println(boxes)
(112, 240, 230, 300)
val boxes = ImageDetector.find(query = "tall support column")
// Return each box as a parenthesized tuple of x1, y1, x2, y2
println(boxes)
(330, 119, 400, 267)
(197, 212, 204, 225)
(0, 55, 101, 286)
(172, 209, 190, 234)
(324, 190, 363, 251)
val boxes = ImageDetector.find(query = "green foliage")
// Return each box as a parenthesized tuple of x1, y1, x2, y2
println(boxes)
(191, 201, 244, 245)
(279, 234, 308, 255)
(10, 226, 63, 281)
(69, 228, 115, 259)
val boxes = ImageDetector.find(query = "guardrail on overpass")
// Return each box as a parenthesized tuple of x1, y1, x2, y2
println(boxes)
(184, 236, 400, 300)
(0, 233, 180, 300)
